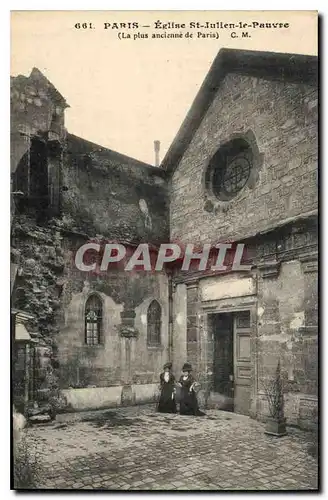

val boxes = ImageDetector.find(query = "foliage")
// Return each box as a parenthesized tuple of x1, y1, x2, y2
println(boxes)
(262, 359, 285, 420)
(13, 433, 41, 490)
(11, 215, 64, 339)
(12, 215, 64, 407)
(33, 363, 68, 416)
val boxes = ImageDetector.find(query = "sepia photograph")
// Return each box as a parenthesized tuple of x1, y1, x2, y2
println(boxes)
(10, 10, 318, 491)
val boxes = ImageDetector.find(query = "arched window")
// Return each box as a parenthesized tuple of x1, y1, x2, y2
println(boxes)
(147, 300, 161, 346)
(85, 294, 102, 345)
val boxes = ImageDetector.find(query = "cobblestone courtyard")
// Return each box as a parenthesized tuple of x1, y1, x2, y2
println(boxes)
(23, 405, 318, 491)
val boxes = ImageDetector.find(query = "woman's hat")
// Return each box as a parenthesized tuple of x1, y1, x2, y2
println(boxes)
(163, 362, 172, 370)
(182, 362, 192, 372)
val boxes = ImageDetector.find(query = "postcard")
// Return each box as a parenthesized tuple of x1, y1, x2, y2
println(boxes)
(11, 10, 318, 491)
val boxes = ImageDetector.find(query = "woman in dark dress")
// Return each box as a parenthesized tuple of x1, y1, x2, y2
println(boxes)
(177, 363, 206, 416)
(157, 362, 177, 414)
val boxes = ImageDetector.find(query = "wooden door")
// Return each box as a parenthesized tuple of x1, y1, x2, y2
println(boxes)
(233, 310, 252, 415)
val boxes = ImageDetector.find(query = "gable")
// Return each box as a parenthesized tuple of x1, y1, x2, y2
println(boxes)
(169, 70, 318, 244)
(162, 49, 318, 176)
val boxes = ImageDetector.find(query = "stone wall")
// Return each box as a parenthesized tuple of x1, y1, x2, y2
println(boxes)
(11, 68, 171, 411)
(11, 62, 318, 422)
(170, 221, 318, 428)
(11, 68, 67, 176)
(55, 234, 169, 397)
(256, 223, 318, 429)
(62, 134, 169, 244)
(169, 69, 318, 428)
(55, 135, 170, 400)
(170, 73, 318, 245)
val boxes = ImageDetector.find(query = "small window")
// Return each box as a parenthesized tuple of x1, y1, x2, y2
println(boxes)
(147, 300, 161, 346)
(85, 294, 102, 345)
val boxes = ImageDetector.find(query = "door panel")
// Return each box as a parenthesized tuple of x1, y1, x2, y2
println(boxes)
(234, 311, 251, 415)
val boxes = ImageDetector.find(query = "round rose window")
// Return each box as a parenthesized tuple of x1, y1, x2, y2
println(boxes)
(207, 138, 253, 201)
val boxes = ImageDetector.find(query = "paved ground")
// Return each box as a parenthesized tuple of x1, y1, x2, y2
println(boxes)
(22, 405, 318, 491)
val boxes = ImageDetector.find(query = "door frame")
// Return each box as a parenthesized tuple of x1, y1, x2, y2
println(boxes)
(201, 300, 258, 417)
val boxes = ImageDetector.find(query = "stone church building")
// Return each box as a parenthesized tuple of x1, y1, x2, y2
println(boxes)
(11, 49, 318, 429)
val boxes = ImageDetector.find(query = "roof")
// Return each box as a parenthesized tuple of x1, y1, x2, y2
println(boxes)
(30, 67, 69, 107)
(161, 48, 318, 175)
(66, 133, 166, 176)
(11, 309, 36, 321)
(15, 322, 31, 342)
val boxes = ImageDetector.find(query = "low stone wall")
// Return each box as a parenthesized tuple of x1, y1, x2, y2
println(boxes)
(59, 387, 317, 431)
(256, 391, 318, 430)
(134, 384, 159, 405)
(298, 395, 318, 431)
(13, 408, 27, 450)
(61, 384, 158, 412)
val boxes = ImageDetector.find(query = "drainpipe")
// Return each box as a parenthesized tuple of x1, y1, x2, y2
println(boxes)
(154, 140, 160, 167)
(168, 273, 174, 362)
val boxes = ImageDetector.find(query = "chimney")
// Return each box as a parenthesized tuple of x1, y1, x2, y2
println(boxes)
(154, 140, 160, 167)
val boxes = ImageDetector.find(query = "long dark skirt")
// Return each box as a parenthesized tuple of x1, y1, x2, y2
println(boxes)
(157, 383, 177, 414)
(180, 388, 205, 416)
